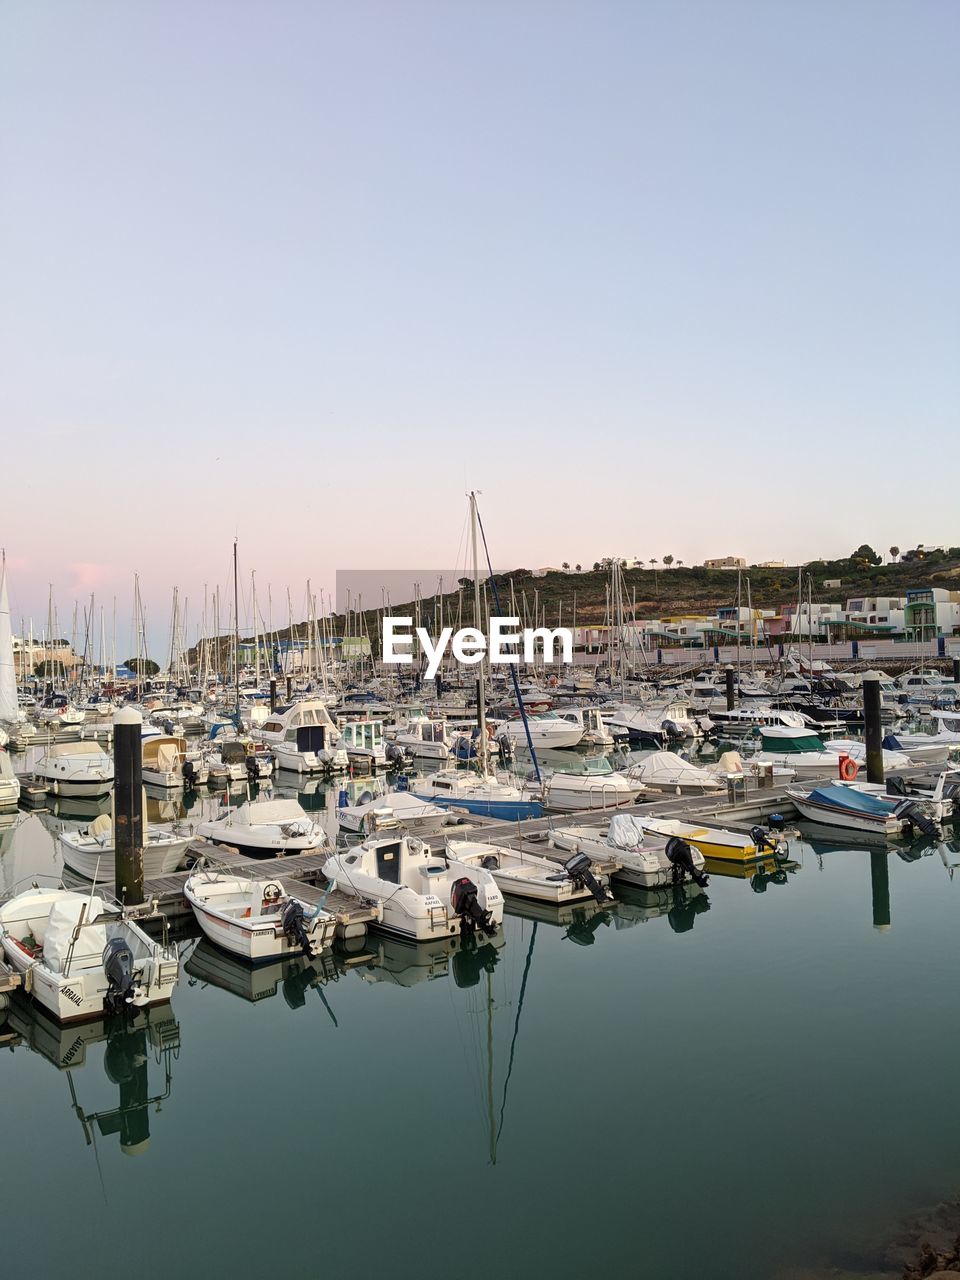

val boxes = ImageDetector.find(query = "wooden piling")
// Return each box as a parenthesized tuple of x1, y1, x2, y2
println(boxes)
(725, 665, 735, 711)
(862, 673, 884, 785)
(113, 707, 144, 907)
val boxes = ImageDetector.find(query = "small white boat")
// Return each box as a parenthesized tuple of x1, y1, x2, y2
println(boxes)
(338, 720, 388, 769)
(59, 813, 192, 880)
(444, 838, 609, 904)
(142, 735, 208, 789)
(323, 830, 504, 941)
(184, 872, 337, 961)
(755, 728, 910, 779)
(412, 769, 543, 820)
(336, 786, 453, 836)
(549, 813, 708, 888)
(786, 783, 907, 838)
(554, 707, 614, 747)
(33, 741, 115, 797)
(0, 887, 179, 1021)
(196, 798, 330, 858)
(624, 751, 724, 794)
(391, 716, 453, 762)
(494, 712, 584, 750)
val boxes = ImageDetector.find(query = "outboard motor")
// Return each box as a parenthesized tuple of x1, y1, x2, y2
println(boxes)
(281, 898, 314, 958)
(750, 824, 778, 855)
(563, 852, 609, 904)
(896, 801, 939, 838)
(452, 938, 500, 988)
(163, 718, 175, 736)
(450, 877, 497, 938)
(665, 836, 709, 888)
(246, 753, 260, 782)
(102, 937, 136, 1013)
(182, 758, 197, 788)
(395, 773, 409, 792)
(767, 813, 785, 833)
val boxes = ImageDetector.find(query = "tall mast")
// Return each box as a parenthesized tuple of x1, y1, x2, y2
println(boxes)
(233, 538, 240, 715)
(469, 491, 489, 777)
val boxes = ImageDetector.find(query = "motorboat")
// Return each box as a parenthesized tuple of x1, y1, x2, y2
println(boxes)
(142, 734, 209, 788)
(444, 838, 609, 904)
(536, 753, 645, 811)
(624, 751, 724, 795)
(205, 738, 272, 783)
(638, 815, 790, 862)
(493, 712, 584, 751)
(58, 812, 192, 880)
(184, 872, 337, 961)
(412, 769, 543, 821)
(336, 783, 453, 836)
(390, 715, 453, 762)
(195, 798, 330, 858)
(0, 887, 180, 1021)
(548, 813, 708, 888)
(337, 719, 388, 769)
(554, 707, 614, 747)
(33, 741, 114, 797)
(754, 727, 910, 779)
(38, 694, 86, 727)
(786, 783, 917, 838)
(879, 730, 957, 766)
(255, 700, 348, 772)
(322, 830, 504, 941)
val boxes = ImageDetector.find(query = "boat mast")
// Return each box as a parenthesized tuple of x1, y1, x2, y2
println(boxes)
(469, 491, 489, 777)
(233, 538, 240, 716)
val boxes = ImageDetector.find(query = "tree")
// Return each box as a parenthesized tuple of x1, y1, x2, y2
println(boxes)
(124, 657, 160, 676)
(592, 562, 601, 572)
(889, 545, 900, 563)
(663, 555, 674, 568)
(575, 563, 582, 572)
(677, 559, 684, 568)
(34, 660, 68, 680)
(649, 558, 658, 569)
(561, 561, 570, 571)
(850, 544, 881, 566)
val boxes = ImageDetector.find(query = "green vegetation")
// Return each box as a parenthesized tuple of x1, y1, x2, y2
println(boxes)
(123, 657, 160, 676)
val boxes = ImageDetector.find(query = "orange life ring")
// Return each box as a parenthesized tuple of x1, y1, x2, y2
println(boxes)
(838, 755, 858, 781)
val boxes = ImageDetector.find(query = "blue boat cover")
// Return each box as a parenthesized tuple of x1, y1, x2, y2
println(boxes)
(808, 785, 894, 815)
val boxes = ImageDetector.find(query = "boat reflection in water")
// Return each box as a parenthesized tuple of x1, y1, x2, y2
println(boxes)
(507, 883, 711, 941)
(1, 999, 180, 1157)
(185, 938, 346, 1021)
(357, 929, 505, 988)
(705, 853, 801, 893)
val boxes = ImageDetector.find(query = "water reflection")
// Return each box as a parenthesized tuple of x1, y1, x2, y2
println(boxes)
(186, 936, 347, 1011)
(356, 930, 505, 988)
(2, 1000, 180, 1158)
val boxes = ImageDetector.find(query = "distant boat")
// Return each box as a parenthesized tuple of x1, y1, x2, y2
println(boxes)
(196, 798, 330, 858)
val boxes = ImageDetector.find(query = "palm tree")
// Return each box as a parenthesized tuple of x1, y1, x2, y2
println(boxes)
(561, 561, 570, 571)
(648, 558, 658, 570)
(677, 559, 684, 568)
(663, 554, 674, 569)
(575, 564, 582, 573)
(889, 545, 900, 563)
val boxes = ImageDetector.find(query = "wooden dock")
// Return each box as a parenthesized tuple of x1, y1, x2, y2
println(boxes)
(101, 841, 380, 940)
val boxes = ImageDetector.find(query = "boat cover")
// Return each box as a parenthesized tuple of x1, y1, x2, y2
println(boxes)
(606, 813, 645, 850)
(807, 786, 894, 815)
(44, 895, 108, 972)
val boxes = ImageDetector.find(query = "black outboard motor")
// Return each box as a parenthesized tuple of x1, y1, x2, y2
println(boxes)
(563, 852, 609, 904)
(450, 877, 498, 938)
(896, 801, 939, 838)
(768, 813, 785, 833)
(246, 753, 260, 782)
(182, 758, 197, 788)
(102, 937, 136, 1013)
(750, 824, 778, 855)
(281, 899, 314, 958)
(665, 836, 709, 888)
(452, 938, 500, 988)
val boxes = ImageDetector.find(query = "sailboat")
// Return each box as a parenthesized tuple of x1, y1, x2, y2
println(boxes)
(412, 493, 543, 822)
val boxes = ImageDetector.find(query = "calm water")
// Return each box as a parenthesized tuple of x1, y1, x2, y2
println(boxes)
(3, 772, 960, 1278)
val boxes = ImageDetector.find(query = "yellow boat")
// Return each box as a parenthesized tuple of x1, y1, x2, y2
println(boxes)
(639, 816, 788, 863)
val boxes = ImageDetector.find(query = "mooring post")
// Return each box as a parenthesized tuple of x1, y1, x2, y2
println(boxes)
(870, 849, 891, 931)
(286, 675, 292, 701)
(113, 706, 144, 908)
(953, 657, 959, 684)
(725, 664, 735, 711)
(862, 672, 884, 784)
(269, 678, 277, 712)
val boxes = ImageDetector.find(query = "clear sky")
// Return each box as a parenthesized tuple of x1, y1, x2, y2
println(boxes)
(2, 1, 957, 653)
